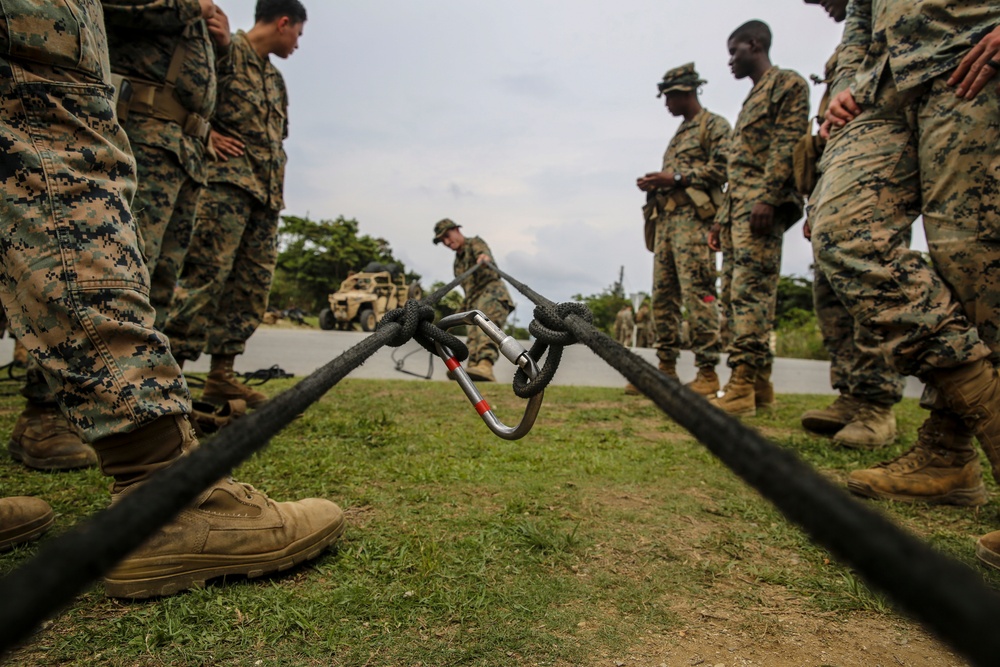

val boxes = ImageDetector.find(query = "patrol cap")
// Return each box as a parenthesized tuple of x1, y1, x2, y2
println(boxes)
(657, 62, 707, 97)
(433, 218, 461, 244)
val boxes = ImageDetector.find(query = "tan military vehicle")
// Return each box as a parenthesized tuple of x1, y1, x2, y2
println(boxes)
(319, 263, 422, 332)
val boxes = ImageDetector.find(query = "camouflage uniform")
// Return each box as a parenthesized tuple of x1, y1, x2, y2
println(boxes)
(811, 1, 1000, 376)
(649, 104, 729, 368)
(104, 0, 219, 322)
(0, 0, 189, 441)
(810, 1, 1000, 518)
(717, 66, 810, 370)
(165, 30, 288, 361)
(452, 236, 514, 364)
(613, 307, 634, 346)
(809, 47, 907, 408)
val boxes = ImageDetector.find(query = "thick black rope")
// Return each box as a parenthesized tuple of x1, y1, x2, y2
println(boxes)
(0, 263, 484, 656)
(490, 262, 1000, 667)
(511, 302, 592, 399)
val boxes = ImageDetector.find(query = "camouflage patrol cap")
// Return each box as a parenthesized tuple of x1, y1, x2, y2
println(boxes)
(433, 218, 461, 244)
(657, 62, 707, 97)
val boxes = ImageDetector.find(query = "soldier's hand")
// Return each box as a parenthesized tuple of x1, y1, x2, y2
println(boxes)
(199, 0, 216, 19)
(638, 172, 672, 191)
(707, 222, 722, 252)
(207, 5, 231, 47)
(818, 118, 833, 140)
(802, 218, 812, 241)
(825, 89, 861, 129)
(209, 129, 244, 161)
(749, 202, 775, 236)
(948, 24, 1000, 99)
(476, 253, 491, 265)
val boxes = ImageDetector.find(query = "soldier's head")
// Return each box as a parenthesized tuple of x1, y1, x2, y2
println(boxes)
(804, 0, 848, 22)
(253, 0, 308, 58)
(433, 218, 465, 251)
(727, 20, 771, 80)
(657, 63, 706, 117)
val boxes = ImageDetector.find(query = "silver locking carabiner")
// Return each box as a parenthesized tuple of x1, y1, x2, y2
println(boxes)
(435, 310, 543, 440)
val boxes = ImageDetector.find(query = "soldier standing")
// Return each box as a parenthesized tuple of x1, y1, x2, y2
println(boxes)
(163, 0, 308, 410)
(637, 63, 729, 397)
(614, 305, 635, 347)
(433, 219, 515, 382)
(810, 0, 1000, 568)
(708, 20, 810, 417)
(0, 0, 343, 590)
(797, 0, 906, 449)
(5, 0, 228, 474)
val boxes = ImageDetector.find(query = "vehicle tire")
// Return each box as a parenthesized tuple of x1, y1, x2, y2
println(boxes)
(359, 308, 377, 332)
(407, 283, 423, 301)
(319, 308, 336, 330)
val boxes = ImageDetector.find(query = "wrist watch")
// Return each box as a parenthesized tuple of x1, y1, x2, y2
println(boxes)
(673, 173, 684, 186)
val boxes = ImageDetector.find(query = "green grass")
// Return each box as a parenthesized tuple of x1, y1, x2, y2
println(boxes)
(1, 379, 999, 666)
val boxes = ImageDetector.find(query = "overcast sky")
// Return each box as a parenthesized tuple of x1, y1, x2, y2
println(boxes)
(223, 0, 927, 317)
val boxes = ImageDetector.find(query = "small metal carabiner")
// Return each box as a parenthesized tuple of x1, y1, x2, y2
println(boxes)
(435, 310, 543, 440)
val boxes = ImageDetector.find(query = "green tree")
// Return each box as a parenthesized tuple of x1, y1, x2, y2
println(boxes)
(775, 275, 814, 328)
(572, 284, 643, 335)
(270, 215, 420, 313)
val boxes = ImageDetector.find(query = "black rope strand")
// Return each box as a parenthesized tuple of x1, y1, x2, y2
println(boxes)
(0, 263, 486, 656)
(489, 262, 1000, 667)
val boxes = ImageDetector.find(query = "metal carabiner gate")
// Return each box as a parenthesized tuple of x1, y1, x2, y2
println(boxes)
(435, 310, 543, 440)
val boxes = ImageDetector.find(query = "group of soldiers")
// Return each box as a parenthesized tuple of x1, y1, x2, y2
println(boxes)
(641, 0, 1000, 571)
(3, 0, 1000, 606)
(0, 0, 347, 600)
(613, 303, 654, 349)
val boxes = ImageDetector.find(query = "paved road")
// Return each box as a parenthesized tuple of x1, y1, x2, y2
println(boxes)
(52, 326, 916, 398)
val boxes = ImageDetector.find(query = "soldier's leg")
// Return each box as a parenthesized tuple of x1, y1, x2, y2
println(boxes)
(162, 183, 246, 362)
(652, 218, 682, 370)
(150, 174, 201, 328)
(813, 74, 1000, 513)
(197, 197, 277, 408)
(0, 18, 342, 599)
(129, 144, 186, 286)
(8, 355, 95, 470)
(671, 212, 720, 396)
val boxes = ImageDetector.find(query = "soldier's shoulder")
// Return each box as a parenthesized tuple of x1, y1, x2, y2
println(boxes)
(774, 67, 809, 89)
(706, 110, 732, 130)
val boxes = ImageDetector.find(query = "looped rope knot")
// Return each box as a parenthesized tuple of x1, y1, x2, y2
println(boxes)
(378, 301, 470, 361)
(513, 302, 593, 399)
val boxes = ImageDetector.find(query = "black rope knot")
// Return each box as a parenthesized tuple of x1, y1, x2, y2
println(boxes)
(513, 302, 593, 399)
(378, 301, 470, 361)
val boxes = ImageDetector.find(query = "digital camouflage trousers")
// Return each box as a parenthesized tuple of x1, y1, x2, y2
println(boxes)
(164, 183, 280, 360)
(0, 58, 189, 440)
(652, 206, 720, 368)
(811, 72, 1000, 379)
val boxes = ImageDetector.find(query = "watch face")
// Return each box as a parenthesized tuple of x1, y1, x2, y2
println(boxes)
(674, 173, 683, 183)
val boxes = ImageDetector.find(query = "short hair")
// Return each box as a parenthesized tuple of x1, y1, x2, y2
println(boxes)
(729, 20, 772, 52)
(255, 0, 307, 24)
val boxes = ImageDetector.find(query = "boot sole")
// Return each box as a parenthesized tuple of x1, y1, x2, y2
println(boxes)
(8, 440, 97, 471)
(0, 507, 55, 552)
(847, 479, 988, 507)
(103, 516, 347, 599)
(465, 373, 496, 382)
(801, 417, 849, 434)
(975, 540, 1000, 571)
(833, 435, 896, 450)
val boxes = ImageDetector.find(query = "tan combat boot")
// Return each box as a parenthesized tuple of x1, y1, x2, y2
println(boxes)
(8, 402, 97, 470)
(0, 496, 54, 552)
(712, 365, 757, 417)
(202, 354, 269, 409)
(833, 402, 897, 449)
(95, 415, 346, 598)
(466, 359, 496, 382)
(929, 359, 1000, 483)
(686, 366, 720, 398)
(754, 363, 776, 410)
(801, 394, 861, 434)
(847, 410, 986, 506)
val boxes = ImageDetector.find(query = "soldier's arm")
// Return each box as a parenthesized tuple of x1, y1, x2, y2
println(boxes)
(687, 115, 732, 191)
(831, 0, 871, 99)
(102, 0, 204, 32)
(467, 237, 495, 265)
(761, 75, 810, 208)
